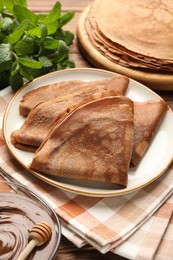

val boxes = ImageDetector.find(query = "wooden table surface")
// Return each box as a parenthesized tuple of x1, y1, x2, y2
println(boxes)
(27, 1, 173, 259)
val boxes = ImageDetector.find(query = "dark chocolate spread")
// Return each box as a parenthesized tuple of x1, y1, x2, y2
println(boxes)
(0, 192, 58, 260)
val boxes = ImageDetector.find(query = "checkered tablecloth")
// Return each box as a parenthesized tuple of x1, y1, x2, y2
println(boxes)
(0, 87, 173, 260)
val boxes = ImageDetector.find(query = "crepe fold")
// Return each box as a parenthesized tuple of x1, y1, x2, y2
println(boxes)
(131, 100, 168, 167)
(19, 76, 129, 117)
(19, 80, 83, 117)
(11, 76, 129, 151)
(30, 96, 134, 187)
(85, 0, 173, 72)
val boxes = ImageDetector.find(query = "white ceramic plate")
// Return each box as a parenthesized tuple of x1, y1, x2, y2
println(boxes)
(3, 68, 173, 197)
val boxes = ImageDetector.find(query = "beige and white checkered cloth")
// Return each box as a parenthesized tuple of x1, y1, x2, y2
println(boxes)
(0, 87, 173, 260)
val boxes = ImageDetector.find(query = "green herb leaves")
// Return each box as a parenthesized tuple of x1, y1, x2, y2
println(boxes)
(0, 0, 75, 91)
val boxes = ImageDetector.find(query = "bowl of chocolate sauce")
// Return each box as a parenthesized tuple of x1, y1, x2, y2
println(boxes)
(0, 180, 61, 260)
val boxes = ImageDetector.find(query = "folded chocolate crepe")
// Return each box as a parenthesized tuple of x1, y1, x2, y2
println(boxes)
(20, 75, 129, 116)
(30, 96, 134, 187)
(131, 99, 168, 167)
(20, 80, 82, 117)
(11, 76, 129, 151)
(85, 0, 173, 72)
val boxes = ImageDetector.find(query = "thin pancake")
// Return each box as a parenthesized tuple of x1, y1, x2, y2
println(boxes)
(92, 0, 173, 60)
(11, 77, 128, 151)
(85, 14, 173, 71)
(19, 80, 82, 117)
(30, 96, 134, 187)
(20, 75, 129, 116)
(131, 99, 168, 167)
(84, 0, 173, 72)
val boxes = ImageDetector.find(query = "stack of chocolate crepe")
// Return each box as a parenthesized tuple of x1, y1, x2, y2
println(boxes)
(11, 75, 168, 187)
(84, 0, 173, 73)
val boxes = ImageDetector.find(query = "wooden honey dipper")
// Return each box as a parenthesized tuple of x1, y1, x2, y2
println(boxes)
(17, 221, 52, 260)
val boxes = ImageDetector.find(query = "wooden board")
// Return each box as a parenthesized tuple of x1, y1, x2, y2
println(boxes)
(77, 6, 173, 91)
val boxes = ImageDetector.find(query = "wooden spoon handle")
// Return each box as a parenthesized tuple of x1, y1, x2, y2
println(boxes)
(17, 239, 37, 260)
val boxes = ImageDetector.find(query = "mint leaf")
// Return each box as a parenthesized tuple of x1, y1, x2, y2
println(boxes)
(59, 59, 75, 69)
(3, 19, 32, 44)
(44, 38, 60, 50)
(37, 14, 46, 21)
(19, 63, 41, 81)
(19, 64, 34, 80)
(38, 56, 53, 67)
(46, 21, 60, 35)
(15, 0, 27, 7)
(1, 17, 19, 37)
(39, 2, 61, 24)
(38, 56, 54, 74)
(26, 24, 48, 42)
(3, 0, 27, 14)
(0, 32, 6, 43)
(38, 24, 48, 42)
(2, 0, 14, 13)
(9, 70, 23, 91)
(59, 12, 74, 27)
(0, 2, 3, 12)
(65, 59, 75, 68)
(18, 57, 43, 69)
(56, 59, 75, 70)
(53, 40, 69, 62)
(0, 60, 13, 72)
(55, 29, 74, 46)
(13, 5, 37, 25)
(14, 36, 36, 55)
(10, 61, 19, 76)
(2, 17, 13, 33)
(0, 43, 13, 64)
(26, 26, 42, 37)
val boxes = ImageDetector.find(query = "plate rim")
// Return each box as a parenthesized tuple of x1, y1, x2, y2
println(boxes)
(3, 67, 173, 197)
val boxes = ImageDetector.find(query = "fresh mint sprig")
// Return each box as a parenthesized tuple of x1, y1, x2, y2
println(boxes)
(0, 0, 75, 91)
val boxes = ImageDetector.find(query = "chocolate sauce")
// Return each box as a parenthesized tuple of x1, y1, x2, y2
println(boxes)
(0, 193, 59, 260)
